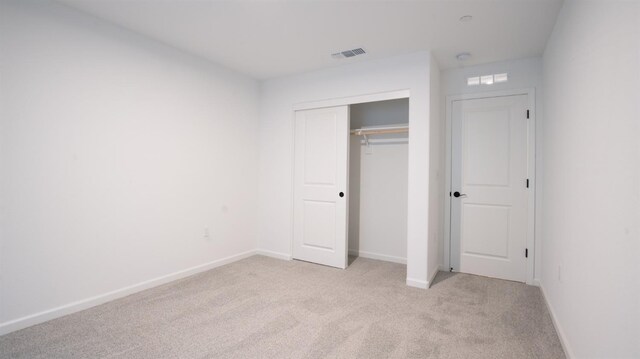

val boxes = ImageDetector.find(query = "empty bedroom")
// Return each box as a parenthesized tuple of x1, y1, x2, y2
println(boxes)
(0, 0, 638, 358)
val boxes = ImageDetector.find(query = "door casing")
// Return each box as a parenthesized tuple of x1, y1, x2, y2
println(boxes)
(444, 88, 536, 285)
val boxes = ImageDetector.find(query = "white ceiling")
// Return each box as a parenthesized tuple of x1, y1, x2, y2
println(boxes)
(57, 0, 563, 80)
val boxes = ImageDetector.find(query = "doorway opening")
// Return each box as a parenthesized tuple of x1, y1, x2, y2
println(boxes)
(291, 92, 410, 270)
(349, 99, 409, 265)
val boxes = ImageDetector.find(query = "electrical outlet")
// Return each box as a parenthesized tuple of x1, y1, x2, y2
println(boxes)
(203, 227, 211, 241)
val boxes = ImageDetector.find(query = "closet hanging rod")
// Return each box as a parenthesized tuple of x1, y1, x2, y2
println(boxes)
(350, 124, 409, 136)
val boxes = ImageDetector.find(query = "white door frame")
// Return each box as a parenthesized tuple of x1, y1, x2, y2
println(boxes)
(444, 88, 536, 285)
(290, 89, 411, 265)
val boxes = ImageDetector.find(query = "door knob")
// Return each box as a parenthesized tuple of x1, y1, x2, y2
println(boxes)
(339, 192, 344, 197)
(453, 191, 467, 198)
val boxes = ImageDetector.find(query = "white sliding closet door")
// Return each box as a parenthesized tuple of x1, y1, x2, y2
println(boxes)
(293, 106, 349, 269)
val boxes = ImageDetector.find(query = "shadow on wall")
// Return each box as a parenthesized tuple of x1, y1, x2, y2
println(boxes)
(348, 136, 362, 254)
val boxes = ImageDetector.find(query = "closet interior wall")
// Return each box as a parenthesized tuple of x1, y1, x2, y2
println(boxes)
(348, 99, 409, 264)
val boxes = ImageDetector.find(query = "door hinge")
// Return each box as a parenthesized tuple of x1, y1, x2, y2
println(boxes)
(525, 248, 529, 258)
(526, 179, 529, 188)
(526, 110, 530, 119)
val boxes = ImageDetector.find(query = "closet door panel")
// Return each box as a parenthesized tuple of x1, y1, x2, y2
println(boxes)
(293, 106, 349, 269)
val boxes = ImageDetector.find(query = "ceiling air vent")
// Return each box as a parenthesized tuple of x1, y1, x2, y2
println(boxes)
(331, 48, 366, 59)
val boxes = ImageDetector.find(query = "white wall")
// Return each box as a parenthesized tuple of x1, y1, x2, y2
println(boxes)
(427, 55, 442, 283)
(0, 0, 259, 334)
(348, 100, 408, 264)
(258, 52, 434, 287)
(441, 57, 544, 279)
(350, 98, 410, 128)
(540, 1, 640, 357)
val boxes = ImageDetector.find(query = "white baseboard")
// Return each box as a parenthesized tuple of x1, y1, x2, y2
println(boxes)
(255, 249, 292, 261)
(348, 249, 407, 264)
(406, 277, 428, 289)
(538, 281, 574, 359)
(0, 250, 256, 336)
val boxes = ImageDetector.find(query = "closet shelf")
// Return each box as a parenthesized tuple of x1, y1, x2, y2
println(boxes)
(350, 124, 409, 136)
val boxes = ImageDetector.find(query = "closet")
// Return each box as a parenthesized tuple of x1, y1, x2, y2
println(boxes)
(291, 98, 409, 269)
(348, 99, 409, 264)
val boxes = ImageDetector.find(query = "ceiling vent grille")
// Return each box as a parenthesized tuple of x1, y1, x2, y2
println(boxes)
(332, 48, 366, 59)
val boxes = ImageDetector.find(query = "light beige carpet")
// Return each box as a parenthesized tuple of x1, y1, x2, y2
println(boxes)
(0, 256, 565, 358)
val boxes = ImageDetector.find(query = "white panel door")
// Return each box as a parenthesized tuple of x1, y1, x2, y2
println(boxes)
(293, 106, 349, 269)
(451, 95, 529, 282)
